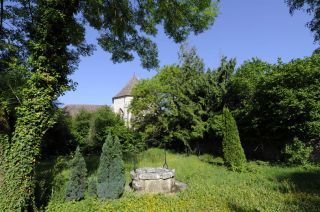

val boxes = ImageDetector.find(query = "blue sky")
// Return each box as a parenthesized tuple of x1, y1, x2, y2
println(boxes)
(59, 0, 317, 106)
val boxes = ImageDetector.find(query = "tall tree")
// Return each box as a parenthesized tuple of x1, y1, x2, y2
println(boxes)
(131, 48, 235, 152)
(0, 0, 218, 210)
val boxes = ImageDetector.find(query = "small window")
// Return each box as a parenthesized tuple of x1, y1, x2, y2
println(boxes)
(119, 108, 124, 119)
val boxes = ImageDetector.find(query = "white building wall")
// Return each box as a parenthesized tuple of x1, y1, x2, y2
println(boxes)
(112, 96, 134, 127)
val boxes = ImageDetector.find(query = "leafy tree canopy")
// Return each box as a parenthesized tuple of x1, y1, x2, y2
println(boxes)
(131, 46, 236, 151)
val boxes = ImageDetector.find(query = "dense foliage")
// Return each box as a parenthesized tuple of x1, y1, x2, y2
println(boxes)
(0, 0, 217, 209)
(231, 55, 320, 160)
(131, 46, 235, 152)
(284, 137, 313, 166)
(222, 107, 246, 170)
(131, 49, 320, 161)
(69, 106, 143, 154)
(97, 134, 125, 200)
(65, 147, 87, 201)
(41, 110, 75, 157)
(46, 148, 320, 211)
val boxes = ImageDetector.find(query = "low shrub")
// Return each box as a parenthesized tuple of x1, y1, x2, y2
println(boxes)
(284, 137, 312, 166)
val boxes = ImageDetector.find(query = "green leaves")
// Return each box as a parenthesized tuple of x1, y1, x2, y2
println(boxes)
(83, 0, 218, 69)
(222, 107, 246, 171)
(284, 137, 313, 166)
(131, 47, 231, 150)
(229, 55, 320, 160)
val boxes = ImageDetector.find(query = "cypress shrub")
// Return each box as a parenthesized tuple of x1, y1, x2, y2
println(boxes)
(65, 146, 87, 201)
(97, 134, 125, 199)
(222, 107, 246, 170)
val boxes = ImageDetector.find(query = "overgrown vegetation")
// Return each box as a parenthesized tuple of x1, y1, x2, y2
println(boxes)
(69, 106, 142, 154)
(131, 46, 233, 152)
(45, 148, 320, 211)
(131, 48, 320, 162)
(1, 0, 320, 209)
(0, 0, 217, 209)
(284, 137, 313, 166)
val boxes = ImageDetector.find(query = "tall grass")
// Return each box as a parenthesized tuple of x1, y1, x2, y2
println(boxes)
(42, 148, 320, 211)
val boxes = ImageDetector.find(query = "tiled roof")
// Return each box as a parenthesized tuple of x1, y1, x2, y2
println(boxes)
(63, 104, 104, 117)
(113, 74, 139, 99)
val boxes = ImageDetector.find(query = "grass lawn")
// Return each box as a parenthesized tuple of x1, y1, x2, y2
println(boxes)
(39, 148, 320, 211)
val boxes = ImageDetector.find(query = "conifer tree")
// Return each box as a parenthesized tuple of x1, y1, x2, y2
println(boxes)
(65, 146, 87, 201)
(222, 107, 246, 170)
(97, 134, 125, 199)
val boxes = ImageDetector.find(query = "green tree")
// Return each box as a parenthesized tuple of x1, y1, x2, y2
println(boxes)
(65, 146, 87, 201)
(254, 55, 320, 154)
(0, 1, 218, 209)
(131, 49, 236, 152)
(227, 59, 272, 159)
(222, 107, 246, 171)
(0, 1, 86, 209)
(70, 106, 139, 154)
(71, 109, 94, 147)
(97, 134, 125, 200)
(228, 55, 320, 160)
(131, 47, 209, 150)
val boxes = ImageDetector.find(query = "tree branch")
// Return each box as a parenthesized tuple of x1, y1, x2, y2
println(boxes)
(7, 82, 22, 105)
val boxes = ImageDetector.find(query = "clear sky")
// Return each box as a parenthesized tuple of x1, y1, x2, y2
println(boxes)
(58, 0, 317, 106)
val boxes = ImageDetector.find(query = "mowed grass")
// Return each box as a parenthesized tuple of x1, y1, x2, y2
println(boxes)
(42, 148, 320, 211)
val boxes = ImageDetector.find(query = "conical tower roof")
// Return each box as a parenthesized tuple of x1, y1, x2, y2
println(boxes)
(113, 74, 139, 100)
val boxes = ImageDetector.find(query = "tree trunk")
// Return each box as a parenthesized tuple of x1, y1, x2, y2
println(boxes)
(0, 81, 56, 210)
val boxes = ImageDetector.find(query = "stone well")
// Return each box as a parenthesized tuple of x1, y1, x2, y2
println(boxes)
(130, 168, 176, 193)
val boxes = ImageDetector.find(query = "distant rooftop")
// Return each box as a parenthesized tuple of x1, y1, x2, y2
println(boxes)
(113, 74, 139, 100)
(64, 104, 105, 117)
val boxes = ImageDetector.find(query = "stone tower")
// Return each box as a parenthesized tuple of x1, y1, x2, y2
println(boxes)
(112, 74, 139, 126)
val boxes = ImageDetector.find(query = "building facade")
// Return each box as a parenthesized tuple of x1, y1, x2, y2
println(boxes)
(112, 74, 139, 126)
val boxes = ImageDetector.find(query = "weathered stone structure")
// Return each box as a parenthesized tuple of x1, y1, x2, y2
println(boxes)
(130, 168, 176, 193)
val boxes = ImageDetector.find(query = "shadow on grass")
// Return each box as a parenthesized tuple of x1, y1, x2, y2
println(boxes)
(276, 168, 320, 211)
(34, 157, 60, 210)
(276, 169, 320, 195)
(228, 202, 259, 212)
(198, 154, 225, 167)
(35, 154, 101, 209)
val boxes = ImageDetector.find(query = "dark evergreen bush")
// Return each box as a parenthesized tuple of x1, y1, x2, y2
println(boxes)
(97, 134, 125, 199)
(222, 107, 246, 170)
(65, 146, 87, 201)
